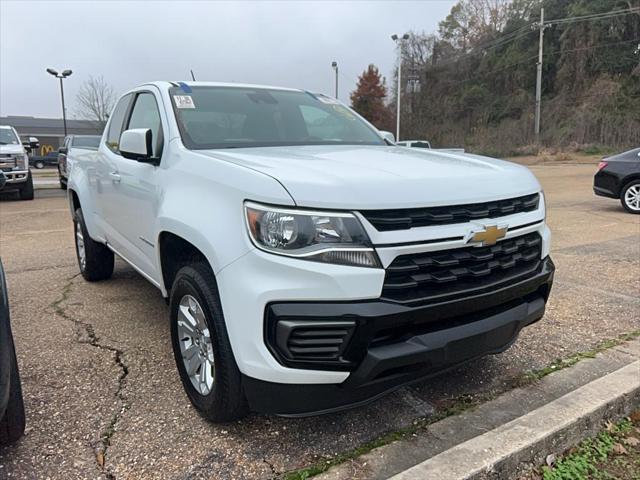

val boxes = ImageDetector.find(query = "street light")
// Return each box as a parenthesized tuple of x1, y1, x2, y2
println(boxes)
(46, 68, 73, 136)
(391, 33, 409, 141)
(331, 61, 338, 99)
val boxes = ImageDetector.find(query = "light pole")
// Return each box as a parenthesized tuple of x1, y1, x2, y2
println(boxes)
(331, 61, 338, 99)
(391, 33, 409, 141)
(46, 68, 72, 136)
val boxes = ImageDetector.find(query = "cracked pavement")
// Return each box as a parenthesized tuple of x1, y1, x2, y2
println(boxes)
(0, 164, 638, 479)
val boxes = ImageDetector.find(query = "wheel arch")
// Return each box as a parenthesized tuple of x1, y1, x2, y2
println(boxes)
(619, 174, 640, 196)
(157, 229, 216, 296)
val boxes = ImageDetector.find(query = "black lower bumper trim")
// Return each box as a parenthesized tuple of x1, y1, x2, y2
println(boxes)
(246, 258, 554, 416)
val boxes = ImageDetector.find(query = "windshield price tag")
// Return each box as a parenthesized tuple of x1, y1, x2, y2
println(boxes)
(174, 95, 196, 109)
(317, 95, 340, 105)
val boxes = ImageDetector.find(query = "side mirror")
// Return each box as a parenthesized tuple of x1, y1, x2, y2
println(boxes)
(380, 131, 395, 144)
(29, 137, 40, 149)
(120, 129, 155, 163)
(58, 147, 68, 155)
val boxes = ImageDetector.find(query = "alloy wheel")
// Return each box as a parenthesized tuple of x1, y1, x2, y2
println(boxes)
(624, 185, 640, 211)
(75, 222, 86, 271)
(177, 295, 215, 395)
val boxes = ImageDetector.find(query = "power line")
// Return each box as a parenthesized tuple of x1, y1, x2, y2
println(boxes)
(428, 37, 638, 89)
(545, 38, 640, 57)
(544, 8, 639, 26)
(428, 7, 639, 70)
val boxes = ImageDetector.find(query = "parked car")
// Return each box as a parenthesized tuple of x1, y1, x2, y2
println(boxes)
(396, 139, 432, 149)
(58, 135, 101, 190)
(396, 139, 465, 153)
(0, 125, 34, 200)
(0, 258, 26, 445)
(30, 151, 59, 169)
(593, 147, 640, 214)
(67, 81, 554, 421)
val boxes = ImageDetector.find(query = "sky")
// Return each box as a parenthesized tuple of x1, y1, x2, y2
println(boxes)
(0, 0, 456, 118)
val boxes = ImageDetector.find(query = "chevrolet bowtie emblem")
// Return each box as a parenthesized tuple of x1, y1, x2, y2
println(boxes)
(470, 225, 507, 246)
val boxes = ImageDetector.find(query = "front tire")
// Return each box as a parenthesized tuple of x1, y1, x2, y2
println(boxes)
(34, 161, 45, 169)
(620, 180, 640, 214)
(73, 208, 114, 281)
(170, 263, 248, 422)
(0, 337, 26, 445)
(18, 173, 34, 201)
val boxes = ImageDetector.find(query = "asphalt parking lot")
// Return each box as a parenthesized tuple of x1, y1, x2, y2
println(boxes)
(0, 163, 638, 480)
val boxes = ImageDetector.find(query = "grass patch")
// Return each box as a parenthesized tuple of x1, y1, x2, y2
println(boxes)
(579, 145, 617, 156)
(514, 331, 640, 387)
(539, 417, 637, 480)
(283, 331, 640, 480)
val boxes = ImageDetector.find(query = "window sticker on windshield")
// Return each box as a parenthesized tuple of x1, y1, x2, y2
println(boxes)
(317, 95, 340, 105)
(331, 104, 357, 120)
(174, 95, 195, 109)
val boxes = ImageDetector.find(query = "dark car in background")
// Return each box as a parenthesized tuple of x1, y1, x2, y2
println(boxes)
(594, 147, 640, 214)
(30, 151, 59, 169)
(0, 258, 26, 445)
(58, 135, 101, 190)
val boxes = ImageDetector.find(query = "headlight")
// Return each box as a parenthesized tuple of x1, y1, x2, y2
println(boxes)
(15, 154, 29, 170)
(244, 201, 380, 268)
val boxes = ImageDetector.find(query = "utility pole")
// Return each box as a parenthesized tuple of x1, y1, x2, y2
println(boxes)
(391, 33, 409, 142)
(331, 61, 338, 99)
(534, 7, 548, 143)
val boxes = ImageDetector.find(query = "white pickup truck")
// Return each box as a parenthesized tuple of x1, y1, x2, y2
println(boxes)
(0, 125, 34, 200)
(68, 81, 554, 421)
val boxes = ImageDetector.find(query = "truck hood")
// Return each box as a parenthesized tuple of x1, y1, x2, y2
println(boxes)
(199, 145, 540, 209)
(0, 144, 25, 155)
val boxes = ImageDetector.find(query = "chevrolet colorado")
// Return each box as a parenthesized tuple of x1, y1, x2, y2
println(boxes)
(67, 81, 554, 421)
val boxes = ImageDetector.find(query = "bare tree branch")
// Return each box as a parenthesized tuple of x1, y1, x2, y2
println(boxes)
(75, 76, 115, 130)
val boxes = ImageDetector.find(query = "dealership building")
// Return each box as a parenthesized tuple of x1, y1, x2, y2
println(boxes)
(0, 116, 102, 156)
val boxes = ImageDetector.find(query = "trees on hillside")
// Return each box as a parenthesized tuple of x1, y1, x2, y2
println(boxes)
(394, 0, 639, 153)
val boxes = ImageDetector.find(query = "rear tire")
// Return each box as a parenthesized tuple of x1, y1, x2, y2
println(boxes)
(34, 161, 44, 169)
(170, 263, 248, 422)
(0, 338, 26, 445)
(73, 208, 114, 281)
(620, 180, 640, 214)
(18, 173, 34, 201)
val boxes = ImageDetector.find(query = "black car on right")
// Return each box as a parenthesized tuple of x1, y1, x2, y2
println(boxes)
(594, 147, 640, 214)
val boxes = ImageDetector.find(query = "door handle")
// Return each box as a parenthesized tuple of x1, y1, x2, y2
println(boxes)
(109, 171, 121, 183)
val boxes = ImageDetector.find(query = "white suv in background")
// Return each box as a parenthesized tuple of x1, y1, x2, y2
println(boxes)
(67, 82, 554, 421)
(0, 126, 33, 200)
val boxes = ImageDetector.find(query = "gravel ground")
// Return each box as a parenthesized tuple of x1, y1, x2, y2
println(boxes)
(0, 164, 638, 479)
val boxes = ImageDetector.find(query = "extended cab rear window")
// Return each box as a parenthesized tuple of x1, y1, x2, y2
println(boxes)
(72, 136, 100, 149)
(169, 86, 384, 150)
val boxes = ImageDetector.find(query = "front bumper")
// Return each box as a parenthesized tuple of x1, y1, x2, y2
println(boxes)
(243, 257, 554, 415)
(0, 170, 29, 189)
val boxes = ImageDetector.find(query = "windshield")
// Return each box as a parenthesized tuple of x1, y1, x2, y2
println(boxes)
(0, 128, 19, 145)
(72, 136, 100, 148)
(169, 86, 385, 149)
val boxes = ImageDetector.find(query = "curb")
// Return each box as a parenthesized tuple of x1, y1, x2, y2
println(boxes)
(391, 360, 640, 480)
(314, 338, 640, 480)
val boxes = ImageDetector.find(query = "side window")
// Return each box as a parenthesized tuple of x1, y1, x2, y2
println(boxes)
(106, 94, 132, 153)
(126, 93, 163, 158)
